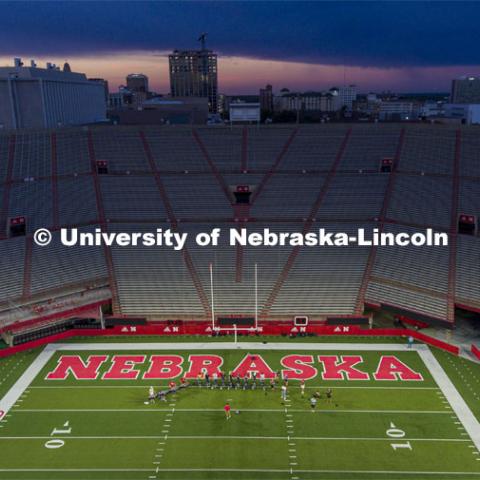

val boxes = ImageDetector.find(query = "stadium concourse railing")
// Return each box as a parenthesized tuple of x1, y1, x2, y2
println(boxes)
(0, 322, 459, 358)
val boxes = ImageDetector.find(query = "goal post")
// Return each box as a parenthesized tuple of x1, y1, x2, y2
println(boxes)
(210, 263, 259, 333)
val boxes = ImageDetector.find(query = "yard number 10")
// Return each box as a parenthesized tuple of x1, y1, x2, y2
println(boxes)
(387, 422, 412, 451)
(44, 421, 72, 449)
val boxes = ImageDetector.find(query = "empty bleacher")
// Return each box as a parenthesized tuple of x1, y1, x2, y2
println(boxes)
(370, 223, 450, 299)
(460, 130, 480, 178)
(280, 127, 349, 171)
(162, 174, 232, 218)
(366, 281, 448, 321)
(9, 179, 53, 233)
(100, 175, 167, 221)
(387, 173, 452, 228)
(195, 128, 243, 171)
(0, 124, 479, 325)
(56, 130, 91, 175)
(340, 126, 400, 171)
(272, 223, 371, 315)
(251, 174, 326, 219)
(399, 128, 456, 175)
(459, 179, 480, 217)
(93, 129, 150, 173)
(0, 236, 25, 303)
(143, 128, 210, 172)
(0, 134, 10, 182)
(12, 132, 51, 179)
(246, 127, 295, 171)
(58, 176, 98, 226)
(319, 174, 388, 220)
(110, 223, 205, 316)
(29, 226, 108, 296)
(456, 235, 480, 307)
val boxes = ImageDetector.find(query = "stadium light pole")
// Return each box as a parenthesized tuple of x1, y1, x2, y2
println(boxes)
(210, 263, 215, 331)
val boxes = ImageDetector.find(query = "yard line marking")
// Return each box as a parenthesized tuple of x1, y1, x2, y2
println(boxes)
(27, 385, 441, 390)
(70, 468, 480, 475)
(11, 408, 452, 414)
(0, 435, 470, 442)
(50, 342, 421, 352)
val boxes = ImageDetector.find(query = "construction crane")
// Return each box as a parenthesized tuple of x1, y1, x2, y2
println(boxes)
(198, 33, 207, 50)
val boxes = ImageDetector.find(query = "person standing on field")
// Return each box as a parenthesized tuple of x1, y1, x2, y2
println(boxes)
(281, 383, 288, 403)
(224, 402, 231, 420)
(326, 388, 333, 404)
(148, 386, 155, 403)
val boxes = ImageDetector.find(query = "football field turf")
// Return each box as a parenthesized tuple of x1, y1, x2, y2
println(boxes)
(1, 341, 480, 480)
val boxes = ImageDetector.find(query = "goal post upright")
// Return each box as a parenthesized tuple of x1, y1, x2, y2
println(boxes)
(254, 263, 258, 330)
(210, 262, 215, 331)
(211, 262, 260, 334)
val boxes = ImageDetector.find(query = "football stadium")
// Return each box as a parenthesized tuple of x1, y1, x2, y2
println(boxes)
(0, 124, 480, 480)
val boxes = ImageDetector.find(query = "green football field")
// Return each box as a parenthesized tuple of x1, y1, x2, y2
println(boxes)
(0, 340, 480, 480)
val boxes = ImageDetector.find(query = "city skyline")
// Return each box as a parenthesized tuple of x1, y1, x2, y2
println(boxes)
(1, 1, 479, 94)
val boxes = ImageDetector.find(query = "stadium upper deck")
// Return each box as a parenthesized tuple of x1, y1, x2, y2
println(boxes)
(0, 124, 479, 327)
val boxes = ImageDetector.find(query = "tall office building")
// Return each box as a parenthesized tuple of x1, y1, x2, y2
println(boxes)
(0, 58, 106, 129)
(259, 84, 274, 113)
(451, 76, 480, 103)
(330, 85, 357, 110)
(169, 37, 218, 113)
(126, 73, 149, 93)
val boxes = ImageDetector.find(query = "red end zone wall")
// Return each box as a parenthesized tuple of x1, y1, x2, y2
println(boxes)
(0, 322, 460, 358)
(472, 344, 480, 361)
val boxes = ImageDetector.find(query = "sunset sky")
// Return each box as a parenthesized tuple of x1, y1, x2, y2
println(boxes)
(1, 1, 479, 95)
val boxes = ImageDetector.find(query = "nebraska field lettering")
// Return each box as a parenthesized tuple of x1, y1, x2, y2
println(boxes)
(318, 356, 369, 380)
(45, 353, 424, 382)
(46, 355, 108, 380)
(374, 356, 423, 381)
(144, 355, 183, 379)
(231, 354, 276, 379)
(280, 355, 317, 380)
(102, 355, 146, 380)
(183, 355, 224, 379)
